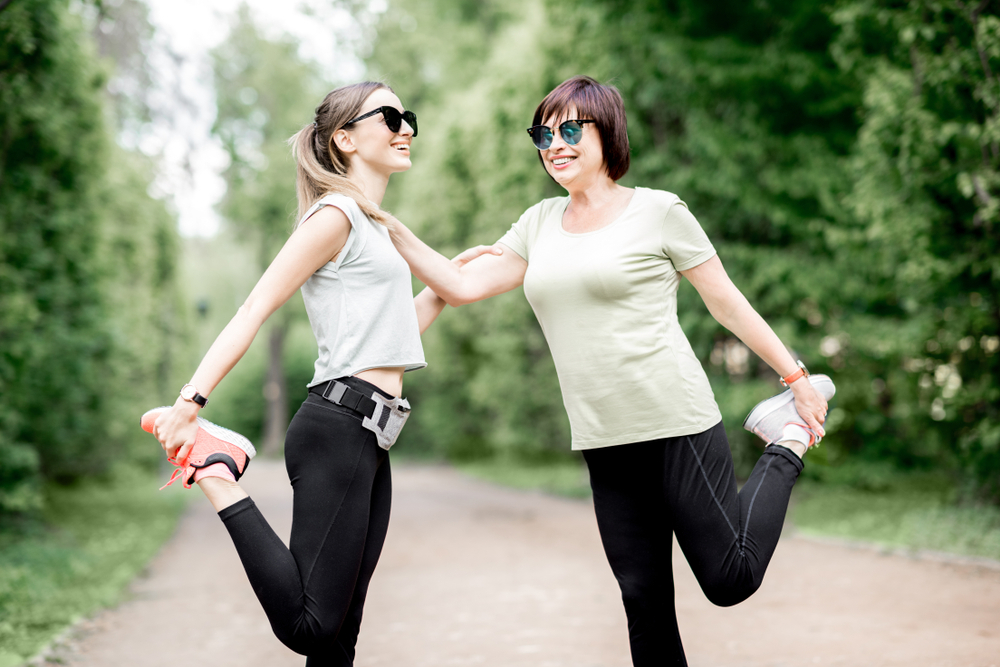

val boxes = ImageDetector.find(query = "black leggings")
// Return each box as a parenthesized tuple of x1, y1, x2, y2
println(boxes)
(582, 421, 803, 667)
(217, 376, 392, 666)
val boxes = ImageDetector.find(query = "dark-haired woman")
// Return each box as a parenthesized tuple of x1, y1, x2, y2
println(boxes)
(387, 75, 835, 666)
(147, 82, 495, 666)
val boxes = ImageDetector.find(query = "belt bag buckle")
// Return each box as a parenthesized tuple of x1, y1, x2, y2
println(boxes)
(361, 393, 411, 450)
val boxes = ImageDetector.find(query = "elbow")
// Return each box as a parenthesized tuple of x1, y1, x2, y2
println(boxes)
(445, 294, 473, 308)
(237, 297, 269, 329)
(443, 286, 482, 308)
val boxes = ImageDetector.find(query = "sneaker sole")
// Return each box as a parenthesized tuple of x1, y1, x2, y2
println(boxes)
(742, 374, 837, 433)
(140, 406, 257, 461)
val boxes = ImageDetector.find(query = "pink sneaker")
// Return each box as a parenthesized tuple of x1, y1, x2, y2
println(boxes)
(742, 375, 836, 448)
(141, 407, 256, 489)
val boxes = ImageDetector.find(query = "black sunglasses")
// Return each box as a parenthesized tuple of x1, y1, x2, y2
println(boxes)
(342, 106, 418, 136)
(526, 119, 595, 150)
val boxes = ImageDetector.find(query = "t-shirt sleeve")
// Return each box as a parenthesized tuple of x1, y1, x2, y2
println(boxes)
(496, 203, 542, 262)
(660, 200, 716, 271)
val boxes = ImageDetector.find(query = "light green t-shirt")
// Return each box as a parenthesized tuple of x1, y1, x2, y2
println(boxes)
(498, 187, 722, 450)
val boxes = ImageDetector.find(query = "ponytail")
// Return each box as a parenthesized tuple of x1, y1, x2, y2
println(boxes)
(289, 82, 394, 228)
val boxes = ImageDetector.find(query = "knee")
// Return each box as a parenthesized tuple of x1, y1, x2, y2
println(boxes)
(272, 618, 340, 657)
(699, 573, 760, 608)
(617, 573, 670, 615)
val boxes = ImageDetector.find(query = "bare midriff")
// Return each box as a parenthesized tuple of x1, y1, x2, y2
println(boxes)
(355, 367, 405, 398)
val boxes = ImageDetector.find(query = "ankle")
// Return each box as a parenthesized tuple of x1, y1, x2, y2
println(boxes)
(198, 476, 248, 512)
(773, 440, 808, 459)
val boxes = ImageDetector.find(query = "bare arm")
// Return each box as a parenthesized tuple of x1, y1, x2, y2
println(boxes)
(680, 255, 828, 435)
(388, 215, 526, 306)
(413, 244, 505, 333)
(153, 207, 352, 462)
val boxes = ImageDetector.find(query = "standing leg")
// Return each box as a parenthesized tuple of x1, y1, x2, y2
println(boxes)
(316, 453, 392, 665)
(217, 393, 389, 664)
(584, 442, 687, 667)
(663, 421, 803, 606)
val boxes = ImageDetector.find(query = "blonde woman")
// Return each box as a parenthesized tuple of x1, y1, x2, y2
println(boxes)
(145, 82, 494, 666)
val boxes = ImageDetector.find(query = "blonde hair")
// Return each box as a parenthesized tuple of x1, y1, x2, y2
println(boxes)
(289, 81, 393, 226)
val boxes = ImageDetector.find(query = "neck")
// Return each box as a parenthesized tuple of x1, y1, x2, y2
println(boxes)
(565, 173, 623, 209)
(345, 161, 391, 206)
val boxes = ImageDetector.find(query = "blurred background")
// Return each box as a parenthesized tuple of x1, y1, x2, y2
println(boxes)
(1, 0, 999, 662)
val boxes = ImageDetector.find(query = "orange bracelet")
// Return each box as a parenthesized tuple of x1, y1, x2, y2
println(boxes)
(780, 361, 809, 388)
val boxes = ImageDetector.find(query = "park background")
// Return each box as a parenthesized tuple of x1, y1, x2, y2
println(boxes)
(1, 0, 999, 662)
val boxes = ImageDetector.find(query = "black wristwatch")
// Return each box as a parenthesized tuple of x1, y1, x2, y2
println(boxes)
(179, 383, 208, 407)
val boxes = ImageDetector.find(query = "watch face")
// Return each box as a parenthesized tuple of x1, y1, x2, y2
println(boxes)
(181, 385, 196, 400)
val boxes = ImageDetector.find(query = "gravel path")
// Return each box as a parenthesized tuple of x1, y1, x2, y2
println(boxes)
(45, 459, 1000, 667)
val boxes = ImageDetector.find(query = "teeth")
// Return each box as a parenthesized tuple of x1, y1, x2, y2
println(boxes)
(553, 157, 574, 165)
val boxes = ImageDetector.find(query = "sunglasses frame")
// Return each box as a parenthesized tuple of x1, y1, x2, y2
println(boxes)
(526, 119, 596, 150)
(342, 106, 418, 137)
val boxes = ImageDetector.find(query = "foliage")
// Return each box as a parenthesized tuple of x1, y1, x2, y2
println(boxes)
(0, 0, 185, 513)
(0, 466, 187, 664)
(827, 0, 1000, 497)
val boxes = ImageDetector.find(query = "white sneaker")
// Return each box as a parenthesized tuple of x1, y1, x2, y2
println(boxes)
(742, 375, 836, 447)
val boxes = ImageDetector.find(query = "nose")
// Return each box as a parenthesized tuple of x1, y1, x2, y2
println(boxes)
(399, 119, 415, 137)
(546, 128, 568, 152)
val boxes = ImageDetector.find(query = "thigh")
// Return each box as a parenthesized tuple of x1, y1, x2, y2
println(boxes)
(663, 422, 741, 553)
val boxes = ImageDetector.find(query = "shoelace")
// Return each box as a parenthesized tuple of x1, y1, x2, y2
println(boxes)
(159, 455, 190, 490)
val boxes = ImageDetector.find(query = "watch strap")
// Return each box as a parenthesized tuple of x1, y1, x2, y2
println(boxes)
(780, 361, 809, 388)
(180, 384, 209, 407)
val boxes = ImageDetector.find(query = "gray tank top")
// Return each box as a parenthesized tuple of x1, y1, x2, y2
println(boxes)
(299, 194, 426, 387)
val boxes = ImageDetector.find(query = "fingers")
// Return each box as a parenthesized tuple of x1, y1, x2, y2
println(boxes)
(175, 440, 194, 467)
(451, 244, 503, 266)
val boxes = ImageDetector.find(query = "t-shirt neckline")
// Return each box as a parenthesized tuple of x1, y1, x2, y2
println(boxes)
(558, 187, 642, 238)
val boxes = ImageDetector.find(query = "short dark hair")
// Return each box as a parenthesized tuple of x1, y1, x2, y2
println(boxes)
(532, 76, 630, 181)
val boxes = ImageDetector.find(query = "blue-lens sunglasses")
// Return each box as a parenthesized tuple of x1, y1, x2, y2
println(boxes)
(526, 119, 595, 150)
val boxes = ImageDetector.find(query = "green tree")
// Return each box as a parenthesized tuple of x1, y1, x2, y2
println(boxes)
(829, 0, 1000, 496)
(0, 0, 184, 512)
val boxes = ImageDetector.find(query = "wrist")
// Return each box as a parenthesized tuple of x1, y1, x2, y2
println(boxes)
(172, 395, 200, 414)
(780, 360, 809, 388)
(179, 383, 209, 408)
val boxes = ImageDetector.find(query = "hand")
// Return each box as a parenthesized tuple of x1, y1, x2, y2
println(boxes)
(451, 244, 503, 267)
(790, 377, 828, 439)
(152, 399, 200, 465)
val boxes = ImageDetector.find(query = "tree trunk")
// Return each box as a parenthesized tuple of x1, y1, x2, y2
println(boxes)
(262, 319, 289, 455)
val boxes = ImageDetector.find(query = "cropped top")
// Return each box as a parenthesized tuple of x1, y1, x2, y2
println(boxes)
(298, 194, 425, 387)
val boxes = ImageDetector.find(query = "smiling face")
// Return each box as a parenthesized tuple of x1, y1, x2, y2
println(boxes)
(338, 88, 414, 176)
(539, 107, 606, 189)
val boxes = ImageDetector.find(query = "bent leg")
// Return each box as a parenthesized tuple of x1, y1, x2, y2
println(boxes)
(665, 422, 803, 607)
(584, 443, 687, 667)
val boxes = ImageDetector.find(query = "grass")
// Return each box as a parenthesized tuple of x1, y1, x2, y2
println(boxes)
(453, 457, 1000, 562)
(790, 471, 1000, 561)
(456, 458, 592, 498)
(0, 465, 188, 666)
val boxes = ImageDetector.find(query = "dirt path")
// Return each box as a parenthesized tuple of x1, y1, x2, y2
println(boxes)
(45, 460, 1000, 667)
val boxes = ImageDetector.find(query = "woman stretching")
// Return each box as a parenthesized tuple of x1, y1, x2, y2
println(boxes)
(387, 75, 836, 666)
(145, 82, 493, 666)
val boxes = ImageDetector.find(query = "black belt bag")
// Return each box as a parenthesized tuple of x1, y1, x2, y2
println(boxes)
(311, 380, 411, 450)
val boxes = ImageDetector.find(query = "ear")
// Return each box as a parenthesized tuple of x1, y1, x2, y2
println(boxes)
(332, 128, 356, 155)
